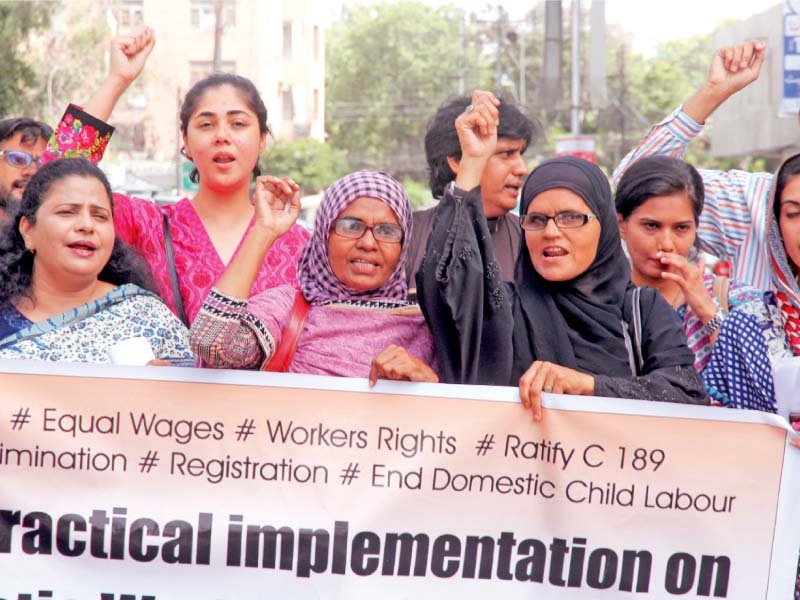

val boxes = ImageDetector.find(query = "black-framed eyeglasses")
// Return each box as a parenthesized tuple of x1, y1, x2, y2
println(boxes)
(520, 211, 598, 231)
(331, 217, 403, 243)
(0, 150, 43, 169)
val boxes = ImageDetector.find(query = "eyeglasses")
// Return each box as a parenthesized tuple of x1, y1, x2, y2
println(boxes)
(520, 211, 598, 231)
(331, 217, 403, 243)
(0, 150, 43, 169)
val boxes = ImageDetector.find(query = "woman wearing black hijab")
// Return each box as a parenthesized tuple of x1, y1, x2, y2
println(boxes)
(417, 91, 708, 418)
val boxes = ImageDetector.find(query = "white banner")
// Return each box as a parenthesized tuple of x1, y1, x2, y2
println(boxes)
(0, 360, 798, 599)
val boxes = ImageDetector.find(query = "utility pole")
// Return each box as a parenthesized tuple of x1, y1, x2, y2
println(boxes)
(617, 44, 627, 165)
(571, 0, 581, 135)
(494, 4, 504, 91)
(570, 0, 581, 135)
(458, 8, 466, 95)
(519, 28, 526, 107)
(212, 0, 224, 71)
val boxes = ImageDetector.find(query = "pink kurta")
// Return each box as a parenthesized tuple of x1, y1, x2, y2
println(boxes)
(250, 286, 436, 376)
(113, 196, 309, 324)
(191, 286, 437, 377)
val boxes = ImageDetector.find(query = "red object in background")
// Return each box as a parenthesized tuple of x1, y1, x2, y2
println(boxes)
(555, 135, 596, 164)
(713, 259, 731, 277)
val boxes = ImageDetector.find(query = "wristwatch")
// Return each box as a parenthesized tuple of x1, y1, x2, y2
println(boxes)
(701, 308, 726, 337)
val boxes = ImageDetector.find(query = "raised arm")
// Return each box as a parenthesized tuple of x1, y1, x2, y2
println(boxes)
(83, 26, 155, 122)
(213, 176, 300, 298)
(416, 91, 514, 385)
(189, 177, 300, 369)
(613, 41, 771, 282)
(613, 40, 766, 183)
(44, 26, 155, 165)
(682, 41, 765, 126)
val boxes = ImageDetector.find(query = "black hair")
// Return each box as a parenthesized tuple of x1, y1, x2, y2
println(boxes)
(773, 154, 800, 225)
(424, 95, 540, 198)
(0, 158, 156, 305)
(615, 155, 705, 224)
(179, 73, 271, 184)
(0, 117, 52, 146)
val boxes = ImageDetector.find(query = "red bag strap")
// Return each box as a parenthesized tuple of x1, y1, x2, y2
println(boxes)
(262, 290, 310, 372)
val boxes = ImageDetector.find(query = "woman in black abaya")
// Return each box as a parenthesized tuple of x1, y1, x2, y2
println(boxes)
(416, 91, 708, 418)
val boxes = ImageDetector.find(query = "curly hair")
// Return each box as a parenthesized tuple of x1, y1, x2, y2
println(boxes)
(424, 95, 540, 198)
(179, 72, 271, 185)
(0, 158, 156, 306)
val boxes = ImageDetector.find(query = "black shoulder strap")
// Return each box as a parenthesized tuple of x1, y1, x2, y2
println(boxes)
(632, 287, 644, 373)
(162, 211, 189, 327)
(622, 287, 644, 376)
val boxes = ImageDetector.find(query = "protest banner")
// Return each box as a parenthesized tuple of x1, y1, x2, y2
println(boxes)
(0, 359, 797, 599)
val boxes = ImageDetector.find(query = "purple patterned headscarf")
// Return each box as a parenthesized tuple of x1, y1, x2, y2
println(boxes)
(297, 170, 412, 305)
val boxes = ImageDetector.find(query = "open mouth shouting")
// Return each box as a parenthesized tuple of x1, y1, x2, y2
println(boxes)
(542, 245, 568, 260)
(212, 152, 236, 167)
(504, 181, 522, 197)
(350, 256, 381, 275)
(67, 240, 98, 257)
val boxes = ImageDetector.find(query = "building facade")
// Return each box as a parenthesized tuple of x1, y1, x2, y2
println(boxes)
(710, 3, 797, 159)
(108, 0, 325, 191)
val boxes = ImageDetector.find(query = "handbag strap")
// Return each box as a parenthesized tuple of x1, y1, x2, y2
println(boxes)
(162, 212, 189, 327)
(262, 290, 310, 372)
(712, 275, 731, 315)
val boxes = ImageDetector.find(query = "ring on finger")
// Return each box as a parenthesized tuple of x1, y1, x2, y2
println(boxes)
(464, 104, 474, 113)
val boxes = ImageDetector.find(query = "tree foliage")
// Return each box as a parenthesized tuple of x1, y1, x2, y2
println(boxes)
(325, 1, 483, 180)
(263, 138, 348, 195)
(0, 3, 51, 116)
(29, 1, 108, 124)
(323, 1, 765, 186)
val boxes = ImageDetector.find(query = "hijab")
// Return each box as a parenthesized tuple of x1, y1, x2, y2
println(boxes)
(511, 157, 634, 378)
(296, 170, 412, 305)
(767, 153, 800, 354)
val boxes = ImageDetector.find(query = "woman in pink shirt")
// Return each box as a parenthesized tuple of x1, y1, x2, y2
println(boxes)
(112, 73, 309, 325)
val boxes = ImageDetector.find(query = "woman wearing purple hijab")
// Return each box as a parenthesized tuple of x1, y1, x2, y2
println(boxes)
(189, 171, 438, 383)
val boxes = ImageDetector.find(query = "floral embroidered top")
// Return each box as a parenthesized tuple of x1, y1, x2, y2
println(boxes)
(112, 197, 309, 324)
(43, 104, 114, 165)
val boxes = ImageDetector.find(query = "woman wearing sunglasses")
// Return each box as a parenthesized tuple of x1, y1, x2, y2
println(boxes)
(189, 171, 437, 383)
(416, 92, 707, 418)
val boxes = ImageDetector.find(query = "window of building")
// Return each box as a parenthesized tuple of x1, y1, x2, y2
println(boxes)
(313, 25, 320, 61)
(116, 123, 146, 152)
(116, 0, 144, 27)
(190, 60, 236, 85)
(190, 0, 235, 28)
(313, 89, 319, 122)
(282, 88, 294, 121)
(282, 22, 292, 60)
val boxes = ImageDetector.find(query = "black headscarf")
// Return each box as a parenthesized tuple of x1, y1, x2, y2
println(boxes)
(511, 157, 634, 379)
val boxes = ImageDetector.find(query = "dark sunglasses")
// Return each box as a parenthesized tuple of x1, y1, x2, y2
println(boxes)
(520, 211, 598, 231)
(331, 217, 403, 243)
(0, 150, 43, 169)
